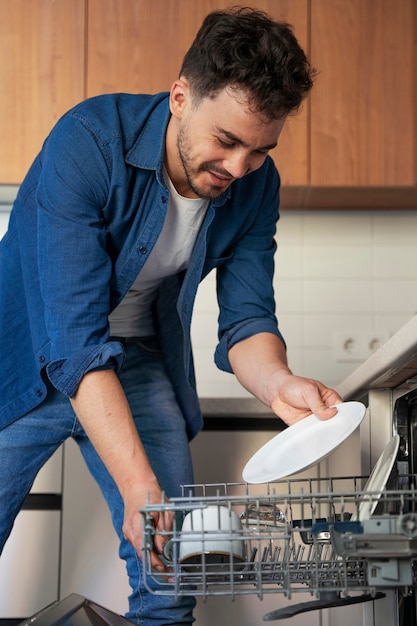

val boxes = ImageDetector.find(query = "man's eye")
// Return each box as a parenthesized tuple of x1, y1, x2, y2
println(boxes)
(219, 139, 235, 148)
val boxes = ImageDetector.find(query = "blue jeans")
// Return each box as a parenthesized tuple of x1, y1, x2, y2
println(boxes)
(0, 338, 196, 625)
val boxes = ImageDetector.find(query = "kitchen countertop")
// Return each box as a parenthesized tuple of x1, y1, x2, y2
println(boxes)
(198, 397, 284, 431)
(336, 315, 417, 401)
(199, 396, 275, 418)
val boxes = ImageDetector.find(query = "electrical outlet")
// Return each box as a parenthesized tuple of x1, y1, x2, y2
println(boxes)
(334, 332, 365, 362)
(334, 331, 389, 363)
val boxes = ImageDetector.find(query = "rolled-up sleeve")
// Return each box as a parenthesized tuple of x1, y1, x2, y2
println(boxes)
(46, 341, 125, 397)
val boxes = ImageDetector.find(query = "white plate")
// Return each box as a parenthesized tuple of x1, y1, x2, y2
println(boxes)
(242, 401, 366, 484)
(350, 434, 400, 522)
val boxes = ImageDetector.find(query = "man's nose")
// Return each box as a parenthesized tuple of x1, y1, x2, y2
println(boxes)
(223, 152, 251, 179)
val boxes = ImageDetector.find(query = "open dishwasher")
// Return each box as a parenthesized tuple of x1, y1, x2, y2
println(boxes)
(140, 317, 417, 623)
(139, 471, 417, 621)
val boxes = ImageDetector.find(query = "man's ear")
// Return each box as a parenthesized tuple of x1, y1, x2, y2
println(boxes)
(169, 77, 191, 120)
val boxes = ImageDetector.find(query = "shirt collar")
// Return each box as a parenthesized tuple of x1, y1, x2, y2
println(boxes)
(125, 93, 170, 172)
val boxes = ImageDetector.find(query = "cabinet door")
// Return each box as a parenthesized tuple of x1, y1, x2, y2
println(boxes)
(0, 510, 61, 617)
(310, 0, 416, 187)
(260, 0, 309, 187)
(0, 0, 85, 183)
(87, 0, 309, 187)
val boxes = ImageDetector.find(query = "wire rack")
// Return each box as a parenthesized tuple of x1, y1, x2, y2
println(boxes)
(139, 476, 417, 600)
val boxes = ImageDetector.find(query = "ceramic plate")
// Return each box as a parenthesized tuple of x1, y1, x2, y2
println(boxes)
(350, 434, 400, 522)
(242, 401, 366, 484)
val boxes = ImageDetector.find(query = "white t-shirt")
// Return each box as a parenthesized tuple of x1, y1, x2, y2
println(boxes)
(109, 172, 208, 337)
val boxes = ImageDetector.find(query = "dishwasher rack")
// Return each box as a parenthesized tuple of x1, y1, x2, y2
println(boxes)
(139, 476, 417, 601)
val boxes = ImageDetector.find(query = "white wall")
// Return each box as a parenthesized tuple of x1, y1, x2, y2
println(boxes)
(191, 209, 417, 396)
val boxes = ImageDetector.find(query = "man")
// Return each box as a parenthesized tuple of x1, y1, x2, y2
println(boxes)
(0, 6, 342, 625)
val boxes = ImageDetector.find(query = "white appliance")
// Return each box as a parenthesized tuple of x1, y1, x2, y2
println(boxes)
(336, 314, 417, 626)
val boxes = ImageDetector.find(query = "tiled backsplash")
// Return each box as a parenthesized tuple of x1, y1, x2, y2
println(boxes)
(1, 205, 416, 397)
(191, 210, 417, 397)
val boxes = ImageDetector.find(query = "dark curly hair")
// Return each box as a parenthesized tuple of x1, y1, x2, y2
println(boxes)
(179, 6, 317, 120)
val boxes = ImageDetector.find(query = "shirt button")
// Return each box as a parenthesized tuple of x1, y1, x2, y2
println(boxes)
(39, 355, 45, 363)
(36, 388, 44, 397)
(138, 246, 147, 254)
(161, 196, 167, 204)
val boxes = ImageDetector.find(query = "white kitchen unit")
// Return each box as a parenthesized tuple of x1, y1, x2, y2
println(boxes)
(59, 440, 130, 616)
(0, 449, 63, 619)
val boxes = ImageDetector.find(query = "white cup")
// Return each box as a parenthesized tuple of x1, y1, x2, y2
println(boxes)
(164, 505, 245, 572)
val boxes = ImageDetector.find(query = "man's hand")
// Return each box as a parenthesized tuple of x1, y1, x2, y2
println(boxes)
(269, 372, 342, 425)
(122, 481, 173, 573)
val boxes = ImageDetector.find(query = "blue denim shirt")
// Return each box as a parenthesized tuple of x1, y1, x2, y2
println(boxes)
(0, 92, 283, 439)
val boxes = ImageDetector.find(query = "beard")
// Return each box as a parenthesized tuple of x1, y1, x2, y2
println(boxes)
(176, 123, 232, 200)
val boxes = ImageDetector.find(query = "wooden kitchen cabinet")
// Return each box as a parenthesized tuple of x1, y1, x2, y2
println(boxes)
(305, 0, 417, 208)
(0, 0, 86, 184)
(1, 0, 416, 207)
(75, 0, 417, 208)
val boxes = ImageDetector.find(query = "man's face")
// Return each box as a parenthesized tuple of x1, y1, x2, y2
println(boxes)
(167, 83, 286, 200)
